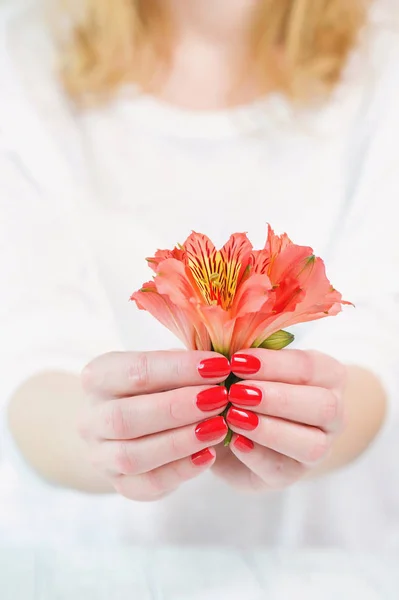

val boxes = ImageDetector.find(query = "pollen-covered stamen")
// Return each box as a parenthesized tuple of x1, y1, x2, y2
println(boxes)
(185, 233, 251, 310)
(188, 254, 243, 310)
(209, 272, 222, 286)
(186, 240, 224, 305)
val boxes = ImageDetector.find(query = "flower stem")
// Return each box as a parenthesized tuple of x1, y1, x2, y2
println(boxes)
(223, 428, 233, 447)
(220, 373, 241, 446)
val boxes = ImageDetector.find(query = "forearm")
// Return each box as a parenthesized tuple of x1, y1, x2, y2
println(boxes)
(313, 364, 387, 477)
(7, 372, 113, 493)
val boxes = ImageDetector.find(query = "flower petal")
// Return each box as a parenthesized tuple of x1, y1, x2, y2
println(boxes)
(249, 258, 349, 347)
(250, 248, 271, 274)
(183, 232, 223, 305)
(196, 303, 235, 356)
(155, 258, 202, 307)
(268, 244, 314, 283)
(265, 224, 292, 256)
(146, 247, 186, 272)
(251, 225, 294, 275)
(218, 232, 253, 306)
(131, 282, 211, 350)
(229, 295, 276, 354)
(183, 232, 253, 310)
(232, 273, 273, 316)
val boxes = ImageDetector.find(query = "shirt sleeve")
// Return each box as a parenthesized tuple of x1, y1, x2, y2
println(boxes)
(0, 135, 123, 408)
(297, 42, 399, 437)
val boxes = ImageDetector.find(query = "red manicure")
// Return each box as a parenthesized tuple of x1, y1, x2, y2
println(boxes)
(233, 435, 254, 453)
(231, 354, 261, 375)
(195, 416, 228, 442)
(198, 357, 230, 379)
(191, 448, 215, 466)
(196, 386, 228, 412)
(229, 384, 262, 407)
(227, 407, 259, 431)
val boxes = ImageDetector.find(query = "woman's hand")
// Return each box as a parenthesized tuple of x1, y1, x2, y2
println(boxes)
(212, 348, 347, 491)
(79, 350, 231, 501)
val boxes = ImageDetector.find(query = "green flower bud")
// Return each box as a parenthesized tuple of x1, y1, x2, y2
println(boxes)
(258, 330, 295, 350)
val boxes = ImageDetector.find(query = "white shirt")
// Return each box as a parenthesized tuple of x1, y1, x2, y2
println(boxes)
(1, 1, 399, 550)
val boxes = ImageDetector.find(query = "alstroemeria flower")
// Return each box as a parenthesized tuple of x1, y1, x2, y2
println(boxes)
(131, 226, 350, 357)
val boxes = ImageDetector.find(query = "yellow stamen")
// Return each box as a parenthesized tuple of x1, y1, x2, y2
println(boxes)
(185, 237, 247, 310)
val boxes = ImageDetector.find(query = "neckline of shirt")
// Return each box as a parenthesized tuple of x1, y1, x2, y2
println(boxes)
(111, 89, 296, 140)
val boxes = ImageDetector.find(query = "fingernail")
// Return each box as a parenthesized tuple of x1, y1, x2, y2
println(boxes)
(227, 407, 259, 431)
(231, 354, 261, 375)
(195, 416, 228, 442)
(198, 357, 230, 379)
(233, 435, 254, 453)
(191, 448, 215, 466)
(196, 386, 228, 412)
(229, 384, 262, 407)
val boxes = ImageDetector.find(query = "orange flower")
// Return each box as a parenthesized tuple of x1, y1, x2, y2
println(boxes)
(131, 226, 349, 357)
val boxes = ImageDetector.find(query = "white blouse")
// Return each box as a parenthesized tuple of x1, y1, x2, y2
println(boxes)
(0, 0, 399, 550)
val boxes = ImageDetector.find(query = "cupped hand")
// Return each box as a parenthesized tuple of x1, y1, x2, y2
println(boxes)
(213, 348, 347, 491)
(79, 350, 231, 501)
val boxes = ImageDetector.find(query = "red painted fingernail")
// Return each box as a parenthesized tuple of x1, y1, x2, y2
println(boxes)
(191, 448, 215, 466)
(229, 384, 262, 407)
(231, 354, 261, 375)
(233, 435, 254, 453)
(195, 416, 228, 442)
(227, 407, 259, 431)
(196, 386, 228, 412)
(198, 357, 230, 379)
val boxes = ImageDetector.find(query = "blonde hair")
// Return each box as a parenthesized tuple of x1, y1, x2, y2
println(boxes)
(59, 0, 368, 104)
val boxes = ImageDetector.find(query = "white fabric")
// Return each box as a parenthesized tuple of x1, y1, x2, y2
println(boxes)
(1, 548, 398, 600)
(0, 0, 399, 550)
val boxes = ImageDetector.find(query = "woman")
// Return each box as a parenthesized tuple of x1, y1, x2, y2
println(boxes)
(0, 0, 398, 550)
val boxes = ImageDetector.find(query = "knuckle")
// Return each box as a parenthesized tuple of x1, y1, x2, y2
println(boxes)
(297, 351, 314, 385)
(127, 353, 151, 393)
(168, 430, 185, 458)
(320, 391, 338, 428)
(306, 430, 331, 464)
(168, 460, 189, 487)
(107, 403, 131, 439)
(112, 476, 128, 497)
(165, 391, 183, 425)
(268, 454, 296, 490)
(271, 452, 286, 481)
(114, 442, 139, 475)
(266, 460, 287, 490)
(113, 475, 168, 502)
(272, 384, 290, 412)
(263, 417, 279, 449)
(77, 412, 91, 441)
(249, 470, 268, 492)
(80, 352, 117, 394)
(169, 354, 183, 379)
(80, 363, 95, 394)
(144, 470, 168, 497)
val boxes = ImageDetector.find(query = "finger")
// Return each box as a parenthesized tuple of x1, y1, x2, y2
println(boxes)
(210, 446, 269, 492)
(82, 351, 230, 398)
(228, 381, 342, 432)
(230, 348, 346, 389)
(230, 435, 307, 489)
(91, 416, 228, 475)
(112, 448, 216, 501)
(88, 385, 229, 440)
(226, 408, 332, 465)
